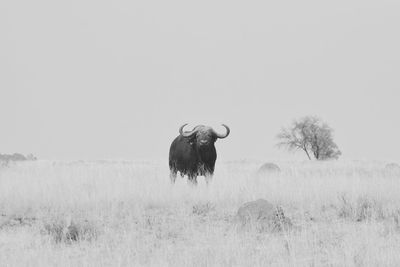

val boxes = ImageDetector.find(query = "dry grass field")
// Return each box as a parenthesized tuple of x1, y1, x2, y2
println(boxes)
(1, 160, 400, 266)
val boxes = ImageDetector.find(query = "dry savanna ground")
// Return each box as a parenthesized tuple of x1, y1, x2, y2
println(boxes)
(1, 159, 400, 266)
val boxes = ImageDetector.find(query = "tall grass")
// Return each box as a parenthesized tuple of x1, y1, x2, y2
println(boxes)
(0, 160, 400, 266)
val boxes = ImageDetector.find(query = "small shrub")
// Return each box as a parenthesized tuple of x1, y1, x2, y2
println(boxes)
(356, 197, 380, 221)
(192, 202, 215, 216)
(385, 163, 400, 174)
(337, 194, 384, 222)
(0, 214, 37, 229)
(337, 193, 354, 219)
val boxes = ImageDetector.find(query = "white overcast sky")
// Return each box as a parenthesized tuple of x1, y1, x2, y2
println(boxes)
(1, 0, 399, 161)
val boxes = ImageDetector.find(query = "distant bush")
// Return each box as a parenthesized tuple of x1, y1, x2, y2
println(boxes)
(385, 163, 400, 172)
(0, 153, 37, 167)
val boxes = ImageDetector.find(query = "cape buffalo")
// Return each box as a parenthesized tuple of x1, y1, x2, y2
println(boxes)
(169, 124, 230, 185)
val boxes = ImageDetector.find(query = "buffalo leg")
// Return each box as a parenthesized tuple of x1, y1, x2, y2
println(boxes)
(187, 175, 198, 186)
(205, 173, 213, 185)
(170, 170, 177, 184)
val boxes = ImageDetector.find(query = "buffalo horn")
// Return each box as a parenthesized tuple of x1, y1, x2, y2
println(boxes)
(179, 123, 198, 137)
(213, 124, 230, 139)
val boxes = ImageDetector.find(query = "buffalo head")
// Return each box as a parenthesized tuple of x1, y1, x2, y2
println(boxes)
(179, 124, 230, 146)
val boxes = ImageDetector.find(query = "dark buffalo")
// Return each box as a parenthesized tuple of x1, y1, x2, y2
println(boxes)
(169, 124, 230, 185)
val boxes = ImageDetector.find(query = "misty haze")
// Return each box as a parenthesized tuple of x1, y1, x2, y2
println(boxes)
(1, 0, 400, 266)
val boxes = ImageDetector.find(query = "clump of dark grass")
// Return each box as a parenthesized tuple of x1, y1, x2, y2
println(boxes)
(42, 217, 99, 244)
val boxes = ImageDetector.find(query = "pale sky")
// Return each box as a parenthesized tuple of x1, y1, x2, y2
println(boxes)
(1, 0, 399, 161)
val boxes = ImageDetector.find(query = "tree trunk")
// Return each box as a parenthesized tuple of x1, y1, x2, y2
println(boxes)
(313, 145, 320, 160)
(303, 148, 312, 160)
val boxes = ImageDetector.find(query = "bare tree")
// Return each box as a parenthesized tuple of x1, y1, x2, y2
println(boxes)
(277, 116, 341, 160)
